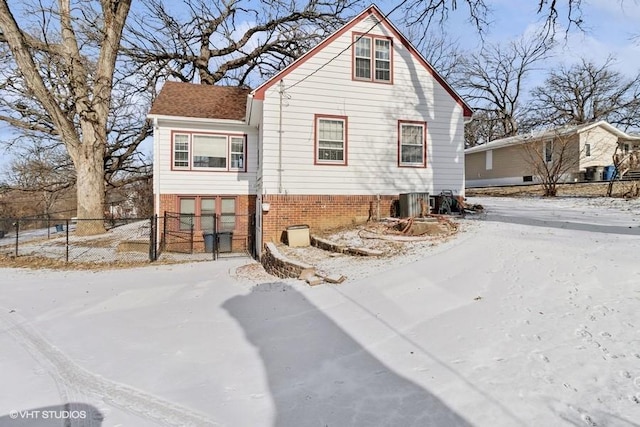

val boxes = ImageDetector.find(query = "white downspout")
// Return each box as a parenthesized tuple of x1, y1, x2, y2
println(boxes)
(278, 80, 284, 194)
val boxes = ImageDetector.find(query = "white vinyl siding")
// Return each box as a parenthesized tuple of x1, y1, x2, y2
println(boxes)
(259, 17, 465, 196)
(153, 119, 258, 196)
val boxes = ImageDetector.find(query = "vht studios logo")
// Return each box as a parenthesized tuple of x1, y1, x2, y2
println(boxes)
(9, 409, 87, 420)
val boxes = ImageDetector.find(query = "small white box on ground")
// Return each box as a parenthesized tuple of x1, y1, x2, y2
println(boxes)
(287, 225, 310, 247)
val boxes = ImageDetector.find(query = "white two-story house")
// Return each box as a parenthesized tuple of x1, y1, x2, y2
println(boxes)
(148, 4, 473, 257)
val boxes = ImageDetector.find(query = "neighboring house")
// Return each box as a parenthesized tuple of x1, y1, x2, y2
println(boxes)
(148, 4, 472, 257)
(465, 121, 640, 188)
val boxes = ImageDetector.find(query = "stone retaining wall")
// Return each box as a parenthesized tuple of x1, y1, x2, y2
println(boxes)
(261, 242, 315, 279)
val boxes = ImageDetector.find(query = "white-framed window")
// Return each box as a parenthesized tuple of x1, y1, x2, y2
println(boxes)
(398, 121, 426, 167)
(353, 33, 392, 83)
(193, 135, 227, 168)
(354, 36, 371, 80)
(544, 140, 553, 163)
(315, 115, 347, 165)
(171, 132, 246, 171)
(173, 134, 190, 168)
(585, 143, 591, 157)
(374, 39, 391, 81)
(230, 137, 245, 170)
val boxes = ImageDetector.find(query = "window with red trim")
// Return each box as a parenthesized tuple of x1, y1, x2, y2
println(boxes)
(398, 121, 426, 167)
(172, 132, 246, 171)
(353, 33, 392, 83)
(315, 115, 347, 165)
(178, 196, 237, 232)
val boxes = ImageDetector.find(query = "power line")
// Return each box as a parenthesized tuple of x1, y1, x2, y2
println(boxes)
(284, 0, 410, 92)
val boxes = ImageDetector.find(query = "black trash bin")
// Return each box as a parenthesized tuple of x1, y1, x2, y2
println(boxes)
(55, 224, 64, 232)
(203, 232, 215, 253)
(217, 232, 233, 253)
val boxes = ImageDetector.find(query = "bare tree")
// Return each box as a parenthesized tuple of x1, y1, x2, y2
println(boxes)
(0, 0, 132, 235)
(123, 0, 363, 87)
(405, 28, 463, 79)
(4, 139, 73, 217)
(518, 129, 610, 197)
(521, 135, 577, 196)
(464, 110, 504, 147)
(526, 57, 640, 131)
(402, 0, 586, 42)
(457, 34, 552, 139)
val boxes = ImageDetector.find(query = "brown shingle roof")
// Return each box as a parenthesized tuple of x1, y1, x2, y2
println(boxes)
(149, 81, 250, 121)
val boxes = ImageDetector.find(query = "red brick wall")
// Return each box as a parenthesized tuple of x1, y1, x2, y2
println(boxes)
(156, 194, 255, 253)
(260, 194, 398, 244)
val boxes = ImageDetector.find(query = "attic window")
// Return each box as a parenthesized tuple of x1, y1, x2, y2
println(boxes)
(353, 33, 392, 83)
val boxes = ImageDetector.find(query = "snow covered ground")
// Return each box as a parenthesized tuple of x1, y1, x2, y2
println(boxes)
(0, 196, 639, 426)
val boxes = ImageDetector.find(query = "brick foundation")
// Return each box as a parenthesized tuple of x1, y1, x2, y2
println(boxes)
(260, 194, 398, 245)
(156, 194, 256, 253)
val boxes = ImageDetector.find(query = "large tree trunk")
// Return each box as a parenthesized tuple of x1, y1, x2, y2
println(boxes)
(71, 136, 106, 235)
(0, 0, 131, 236)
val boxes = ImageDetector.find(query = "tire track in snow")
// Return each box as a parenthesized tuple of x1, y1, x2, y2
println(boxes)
(0, 309, 219, 426)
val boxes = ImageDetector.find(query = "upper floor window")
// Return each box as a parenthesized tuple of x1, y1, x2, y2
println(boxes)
(172, 132, 246, 171)
(585, 143, 591, 157)
(353, 33, 392, 83)
(315, 115, 347, 165)
(398, 121, 426, 167)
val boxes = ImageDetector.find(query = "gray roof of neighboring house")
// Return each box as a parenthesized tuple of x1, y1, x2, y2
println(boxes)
(465, 121, 640, 154)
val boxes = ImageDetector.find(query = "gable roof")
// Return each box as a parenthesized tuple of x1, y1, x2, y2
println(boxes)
(148, 81, 250, 121)
(464, 121, 640, 154)
(251, 4, 473, 118)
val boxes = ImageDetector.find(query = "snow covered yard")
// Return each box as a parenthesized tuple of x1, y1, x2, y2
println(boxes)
(0, 196, 639, 426)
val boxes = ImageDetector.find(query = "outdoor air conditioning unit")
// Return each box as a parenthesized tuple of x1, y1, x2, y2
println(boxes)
(399, 192, 430, 218)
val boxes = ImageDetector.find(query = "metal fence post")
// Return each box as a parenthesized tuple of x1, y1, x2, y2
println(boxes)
(65, 219, 70, 263)
(14, 219, 19, 258)
(212, 214, 217, 261)
(149, 215, 156, 262)
(162, 211, 167, 254)
(189, 219, 194, 254)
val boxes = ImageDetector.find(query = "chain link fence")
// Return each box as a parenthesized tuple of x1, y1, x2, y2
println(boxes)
(0, 212, 256, 266)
